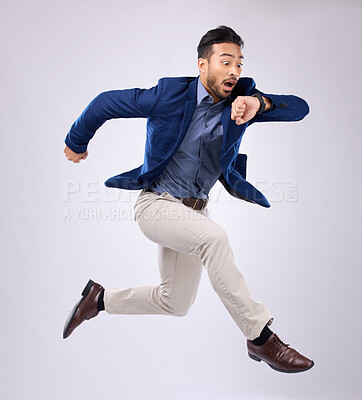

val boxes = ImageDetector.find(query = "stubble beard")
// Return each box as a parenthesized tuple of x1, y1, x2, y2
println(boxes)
(206, 73, 227, 101)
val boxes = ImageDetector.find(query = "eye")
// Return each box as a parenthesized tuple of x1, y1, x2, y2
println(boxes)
(237, 63, 243, 68)
(222, 61, 230, 65)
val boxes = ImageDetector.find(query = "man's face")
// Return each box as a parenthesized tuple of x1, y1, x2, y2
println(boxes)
(198, 42, 243, 103)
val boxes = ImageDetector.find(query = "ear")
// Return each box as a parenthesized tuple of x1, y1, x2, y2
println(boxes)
(197, 58, 208, 75)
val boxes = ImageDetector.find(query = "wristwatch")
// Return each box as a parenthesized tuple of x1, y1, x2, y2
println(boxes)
(251, 92, 266, 114)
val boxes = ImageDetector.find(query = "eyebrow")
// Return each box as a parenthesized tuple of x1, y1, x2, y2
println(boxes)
(219, 53, 244, 59)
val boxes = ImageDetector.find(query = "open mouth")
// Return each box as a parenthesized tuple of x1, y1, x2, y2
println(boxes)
(223, 79, 237, 92)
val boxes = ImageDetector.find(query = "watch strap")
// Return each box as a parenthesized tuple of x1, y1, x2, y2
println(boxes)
(251, 92, 266, 114)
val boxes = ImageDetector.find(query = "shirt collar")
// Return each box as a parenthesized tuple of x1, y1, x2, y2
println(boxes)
(197, 77, 212, 105)
(197, 77, 230, 107)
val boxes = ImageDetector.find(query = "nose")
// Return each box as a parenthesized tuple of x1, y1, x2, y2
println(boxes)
(229, 66, 240, 77)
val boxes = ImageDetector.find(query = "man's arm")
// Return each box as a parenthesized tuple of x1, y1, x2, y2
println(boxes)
(251, 90, 310, 123)
(230, 78, 310, 125)
(231, 92, 309, 125)
(64, 81, 164, 160)
(231, 95, 273, 125)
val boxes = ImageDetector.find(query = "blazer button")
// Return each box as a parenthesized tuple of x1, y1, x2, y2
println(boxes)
(279, 103, 288, 108)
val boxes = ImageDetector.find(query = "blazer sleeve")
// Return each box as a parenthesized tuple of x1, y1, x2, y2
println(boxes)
(250, 88, 310, 124)
(65, 80, 164, 153)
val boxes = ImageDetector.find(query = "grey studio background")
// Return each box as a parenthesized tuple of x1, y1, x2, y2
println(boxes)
(1, 0, 361, 399)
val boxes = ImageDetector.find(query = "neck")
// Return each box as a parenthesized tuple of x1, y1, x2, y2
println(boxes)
(199, 75, 221, 104)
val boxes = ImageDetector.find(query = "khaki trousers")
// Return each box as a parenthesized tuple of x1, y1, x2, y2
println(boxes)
(104, 190, 273, 340)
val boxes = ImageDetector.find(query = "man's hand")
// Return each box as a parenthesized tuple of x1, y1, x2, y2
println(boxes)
(231, 95, 272, 125)
(231, 96, 260, 125)
(64, 145, 88, 163)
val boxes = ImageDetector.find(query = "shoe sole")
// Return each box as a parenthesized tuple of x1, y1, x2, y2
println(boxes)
(63, 279, 95, 339)
(248, 352, 315, 373)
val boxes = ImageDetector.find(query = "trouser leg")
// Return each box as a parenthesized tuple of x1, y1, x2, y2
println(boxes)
(124, 190, 273, 340)
(104, 245, 203, 317)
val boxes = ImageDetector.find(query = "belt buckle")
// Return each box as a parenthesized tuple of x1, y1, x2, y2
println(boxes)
(192, 198, 207, 210)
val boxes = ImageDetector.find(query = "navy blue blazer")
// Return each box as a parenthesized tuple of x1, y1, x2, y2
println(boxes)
(65, 76, 309, 207)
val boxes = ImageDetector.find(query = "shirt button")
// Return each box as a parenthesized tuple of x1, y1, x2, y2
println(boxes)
(205, 124, 209, 127)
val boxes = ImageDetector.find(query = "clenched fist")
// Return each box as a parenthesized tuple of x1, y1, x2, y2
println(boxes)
(64, 145, 88, 163)
(231, 96, 260, 125)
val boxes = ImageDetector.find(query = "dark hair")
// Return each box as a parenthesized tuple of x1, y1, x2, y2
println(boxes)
(197, 25, 244, 59)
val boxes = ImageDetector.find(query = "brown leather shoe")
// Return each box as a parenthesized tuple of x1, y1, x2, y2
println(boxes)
(247, 333, 314, 373)
(63, 279, 104, 339)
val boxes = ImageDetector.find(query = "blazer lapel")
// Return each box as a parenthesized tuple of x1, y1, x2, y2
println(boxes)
(177, 100, 197, 146)
(175, 78, 198, 145)
(221, 104, 246, 149)
(221, 77, 256, 159)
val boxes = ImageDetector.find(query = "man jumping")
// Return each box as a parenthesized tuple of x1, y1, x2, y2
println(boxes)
(63, 26, 314, 374)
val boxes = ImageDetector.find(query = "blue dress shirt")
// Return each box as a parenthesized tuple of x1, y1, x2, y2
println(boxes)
(149, 78, 227, 199)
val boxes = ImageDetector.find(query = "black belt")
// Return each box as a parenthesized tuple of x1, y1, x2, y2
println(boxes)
(144, 188, 208, 210)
